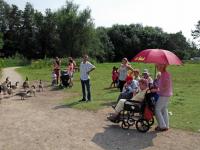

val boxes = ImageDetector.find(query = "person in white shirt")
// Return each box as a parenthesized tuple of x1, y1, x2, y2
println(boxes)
(79, 55, 96, 102)
(107, 78, 148, 122)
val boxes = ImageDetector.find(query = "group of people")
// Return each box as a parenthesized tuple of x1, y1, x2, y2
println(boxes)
(52, 56, 76, 86)
(52, 55, 96, 102)
(52, 55, 172, 132)
(108, 58, 172, 132)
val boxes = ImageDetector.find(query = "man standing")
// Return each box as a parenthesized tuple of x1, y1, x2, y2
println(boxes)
(79, 55, 96, 102)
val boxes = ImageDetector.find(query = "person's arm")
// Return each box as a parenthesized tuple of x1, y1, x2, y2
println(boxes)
(59, 60, 61, 69)
(87, 63, 96, 74)
(127, 65, 134, 73)
(87, 67, 95, 74)
(53, 60, 56, 69)
(129, 82, 139, 94)
(73, 60, 76, 67)
(159, 78, 170, 92)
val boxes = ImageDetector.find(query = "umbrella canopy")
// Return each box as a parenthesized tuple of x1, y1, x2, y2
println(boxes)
(131, 49, 182, 65)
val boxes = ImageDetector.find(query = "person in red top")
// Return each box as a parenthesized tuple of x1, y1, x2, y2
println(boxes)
(110, 66, 119, 88)
(53, 57, 61, 84)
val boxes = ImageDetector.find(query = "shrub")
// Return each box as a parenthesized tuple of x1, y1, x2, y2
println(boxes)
(29, 58, 52, 69)
(0, 53, 30, 67)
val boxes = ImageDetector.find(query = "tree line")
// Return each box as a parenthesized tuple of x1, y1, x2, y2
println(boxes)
(0, 0, 200, 62)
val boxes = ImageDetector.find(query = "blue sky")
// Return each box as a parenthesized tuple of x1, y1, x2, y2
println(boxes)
(6, 0, 200, 41)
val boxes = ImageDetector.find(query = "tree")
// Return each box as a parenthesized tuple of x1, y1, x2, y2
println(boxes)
(0, 0, 10, 32)
(2, 4, 22, 56)
(0, 32, 3, 49)
(192, 20, 200, 43)
(19, 2, 37, 58)
(56, 0, 95, 57)
(0, 0, 196, 61)
(164, 32, 190, 59)
(95, 27, 114, 62)
(34, 9, 60, 57)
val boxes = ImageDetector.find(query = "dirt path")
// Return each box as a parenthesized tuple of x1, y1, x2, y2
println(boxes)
(1, 67, 23, 85)
(0, 67, 200, 150)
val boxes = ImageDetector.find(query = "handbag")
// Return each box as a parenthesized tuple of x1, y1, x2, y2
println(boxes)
(144, 106, 153, 121)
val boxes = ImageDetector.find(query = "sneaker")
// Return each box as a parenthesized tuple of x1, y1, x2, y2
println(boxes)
(155, 126, 169, 132)
(107, 114, 120, 123)
(79, 99, 86, 102)
(111, 105, 116, 109)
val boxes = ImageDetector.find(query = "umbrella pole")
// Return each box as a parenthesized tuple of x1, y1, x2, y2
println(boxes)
(154, 65, 157, 80)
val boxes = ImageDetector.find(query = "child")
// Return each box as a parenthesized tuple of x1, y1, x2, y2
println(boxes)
(51, 71, 57, 86)
(110, 66, 119, 88)
(149, 72, 161, 103)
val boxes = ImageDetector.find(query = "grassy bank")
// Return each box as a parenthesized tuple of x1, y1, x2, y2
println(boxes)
(17, 62, 200, 132)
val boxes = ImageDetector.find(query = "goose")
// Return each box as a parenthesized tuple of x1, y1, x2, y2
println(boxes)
(10, 81, 19, 90)
(27, 85, 36, 96)
(7, 84, 13, 96)
(23, 77, 29, 90)
(15, 91, 28, 100)
(38, 80, 43, 92)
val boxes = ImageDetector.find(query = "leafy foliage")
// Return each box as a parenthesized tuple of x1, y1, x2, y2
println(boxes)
(0, 0, 199, 62)
(0, 32, 3, 49)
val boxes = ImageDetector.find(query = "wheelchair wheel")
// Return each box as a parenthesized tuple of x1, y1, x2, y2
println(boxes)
(121, 121, 130, 130)
(136, 119, 150, 133)
(127, 118, 135, 126)
(122, 112, 135, 126)
(148, 117, 154, 126)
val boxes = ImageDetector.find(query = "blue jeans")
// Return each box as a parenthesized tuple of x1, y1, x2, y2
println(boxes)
(81, 79, 91, 101)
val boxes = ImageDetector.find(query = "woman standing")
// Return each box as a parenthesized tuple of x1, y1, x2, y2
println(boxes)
(155, 64, 173, 131)
(53, 57, 61, 85)
(118, 58, 134, 92)
(67, 58, 75, 86)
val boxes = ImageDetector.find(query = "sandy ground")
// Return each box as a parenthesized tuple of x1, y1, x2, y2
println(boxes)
(0, 67, 200, 150)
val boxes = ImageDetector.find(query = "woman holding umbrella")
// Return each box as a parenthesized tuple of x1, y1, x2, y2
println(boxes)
(155, 64, 173, 131)
(131, 49, 182, 131)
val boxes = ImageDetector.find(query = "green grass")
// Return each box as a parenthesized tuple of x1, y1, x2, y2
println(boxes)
(17, 62, 200, 132)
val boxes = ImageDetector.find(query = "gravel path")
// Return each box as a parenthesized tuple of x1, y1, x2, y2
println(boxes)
(0, 67, 200, 150)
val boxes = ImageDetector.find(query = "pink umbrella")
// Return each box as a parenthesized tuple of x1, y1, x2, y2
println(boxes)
(131, 49, 182, 65)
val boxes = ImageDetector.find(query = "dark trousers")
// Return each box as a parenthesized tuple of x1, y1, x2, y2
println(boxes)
(81, 79, 91, 101)
(118, 80, 126, 92)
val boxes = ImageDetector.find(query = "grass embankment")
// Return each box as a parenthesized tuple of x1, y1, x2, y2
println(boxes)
(17, 62, 200, 132)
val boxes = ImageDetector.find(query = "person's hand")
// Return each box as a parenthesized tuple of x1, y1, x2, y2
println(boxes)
(124, 83, 127, 87)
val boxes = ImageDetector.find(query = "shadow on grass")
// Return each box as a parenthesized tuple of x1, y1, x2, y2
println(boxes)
(103, 87, 119, 92)
(101, 101, 116, 107)
(92, 125, 157, 150)
(50, 86, 63, 91)
(103, 87, 119, 95)
(53, 100, 80, 109)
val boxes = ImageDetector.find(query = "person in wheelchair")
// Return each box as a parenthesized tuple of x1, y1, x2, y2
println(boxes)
(108, 78, 148, 122)
(116, 75, 139, 102)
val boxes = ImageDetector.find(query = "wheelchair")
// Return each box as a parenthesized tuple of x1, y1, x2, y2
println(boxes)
(110, 90, 156, 133)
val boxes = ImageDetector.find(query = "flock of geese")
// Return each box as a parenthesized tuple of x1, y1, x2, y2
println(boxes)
(0, 77, 44, 102)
